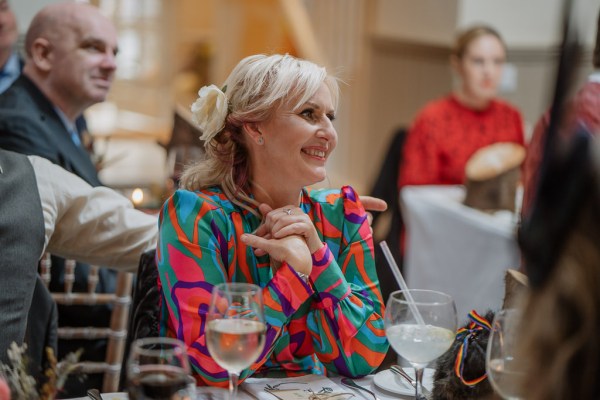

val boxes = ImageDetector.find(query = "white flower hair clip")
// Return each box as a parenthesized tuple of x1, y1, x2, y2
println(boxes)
(191, 84, 229, 144)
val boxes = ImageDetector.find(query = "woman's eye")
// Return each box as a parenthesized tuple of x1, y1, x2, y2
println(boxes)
(300, 108, 334, 123)
(300, 109, 315, 119)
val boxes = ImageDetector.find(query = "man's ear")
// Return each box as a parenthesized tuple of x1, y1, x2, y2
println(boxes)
(242, 122, 264, 145)
(29, 38, 53, 72)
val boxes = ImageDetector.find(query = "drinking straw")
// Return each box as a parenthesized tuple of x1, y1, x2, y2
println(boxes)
(380, 241, 425, 325)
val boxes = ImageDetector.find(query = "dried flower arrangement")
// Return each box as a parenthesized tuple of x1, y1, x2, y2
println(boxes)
(0, 342, 81, 400)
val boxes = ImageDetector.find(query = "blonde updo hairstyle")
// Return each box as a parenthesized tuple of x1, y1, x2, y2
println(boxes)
(180, 54, 339, 214)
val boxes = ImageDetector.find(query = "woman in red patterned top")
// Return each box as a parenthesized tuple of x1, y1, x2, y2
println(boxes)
(398, 25, 525, 188)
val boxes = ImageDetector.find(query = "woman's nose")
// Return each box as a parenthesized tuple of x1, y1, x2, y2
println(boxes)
(317, 120, 337, 141)
(486, 58, 502, 73)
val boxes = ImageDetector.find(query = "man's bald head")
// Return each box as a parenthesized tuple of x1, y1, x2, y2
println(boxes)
(22, 2, 118, 120)
(25, 2, 112, 58)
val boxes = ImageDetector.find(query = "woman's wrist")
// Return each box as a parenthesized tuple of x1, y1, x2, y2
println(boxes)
(308, 236, 324, 254)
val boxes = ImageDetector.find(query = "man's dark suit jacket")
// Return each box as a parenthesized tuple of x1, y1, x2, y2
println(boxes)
(0, 75, 101, 186)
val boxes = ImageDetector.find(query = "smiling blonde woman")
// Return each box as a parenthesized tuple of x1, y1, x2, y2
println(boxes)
(157, 54, 388, 386)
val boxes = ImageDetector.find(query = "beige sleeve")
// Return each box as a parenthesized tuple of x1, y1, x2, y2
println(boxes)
(30, 155, 158, 271)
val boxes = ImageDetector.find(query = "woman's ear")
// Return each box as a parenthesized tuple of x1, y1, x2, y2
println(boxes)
(450, 54, 461, 75)
(29, 38, 53, 72)
(243, 122, 264, 145)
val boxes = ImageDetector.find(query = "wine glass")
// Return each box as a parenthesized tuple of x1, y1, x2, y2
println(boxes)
(385, 289, 457, 399)
(206, 282, 266, 400)
(486, 309, 526, 399)
(127, 337, 194, 400)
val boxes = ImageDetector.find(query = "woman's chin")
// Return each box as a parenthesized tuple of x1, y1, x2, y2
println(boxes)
(473, 88, 498, 102)
(302, 171, 328, 187)
(461, 86, 497, 105)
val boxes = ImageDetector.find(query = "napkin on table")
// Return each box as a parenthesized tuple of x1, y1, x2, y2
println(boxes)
(242, 375, 355, 400)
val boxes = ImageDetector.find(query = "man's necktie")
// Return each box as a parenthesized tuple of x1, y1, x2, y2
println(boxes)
(69, 127, 82, 147)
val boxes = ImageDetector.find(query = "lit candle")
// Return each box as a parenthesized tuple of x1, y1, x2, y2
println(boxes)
(131, 188, 144, 206)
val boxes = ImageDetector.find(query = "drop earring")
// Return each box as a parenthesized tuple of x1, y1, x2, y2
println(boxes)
(257, 136, 264, 145)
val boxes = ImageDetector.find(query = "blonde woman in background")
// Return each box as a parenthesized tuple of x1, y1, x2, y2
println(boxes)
(399, 25, 525, 188)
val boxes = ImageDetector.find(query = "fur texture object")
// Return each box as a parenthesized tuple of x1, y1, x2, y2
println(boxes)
(432, 310, 497, 400)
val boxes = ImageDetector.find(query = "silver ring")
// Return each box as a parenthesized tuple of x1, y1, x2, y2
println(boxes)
(283, 208, 292, 215)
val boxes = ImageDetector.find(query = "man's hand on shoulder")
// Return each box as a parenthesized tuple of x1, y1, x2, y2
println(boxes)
(358, 195, 387, 232)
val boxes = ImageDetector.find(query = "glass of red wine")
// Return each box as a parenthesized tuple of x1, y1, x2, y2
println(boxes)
(127, 337, 194, 400)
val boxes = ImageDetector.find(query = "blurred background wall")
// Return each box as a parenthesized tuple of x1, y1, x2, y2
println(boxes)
(12, 0, 600, 194)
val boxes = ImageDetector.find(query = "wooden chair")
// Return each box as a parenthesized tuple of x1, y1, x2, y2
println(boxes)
(39, 253, 133, 393)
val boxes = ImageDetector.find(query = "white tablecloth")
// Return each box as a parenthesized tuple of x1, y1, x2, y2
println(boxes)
(400, 185, 521, 321)
(68, 374, 415, 400)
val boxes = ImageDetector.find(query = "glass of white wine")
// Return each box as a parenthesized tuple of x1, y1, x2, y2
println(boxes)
(486, 309, 526, 399)
(385, 289, 457, 399)
(206, 282, 266, 400)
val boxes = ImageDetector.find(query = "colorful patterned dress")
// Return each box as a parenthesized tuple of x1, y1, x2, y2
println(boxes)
(157, 185, 388, 386)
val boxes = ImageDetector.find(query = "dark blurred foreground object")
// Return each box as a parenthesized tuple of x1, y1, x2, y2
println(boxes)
(519, 131, 600, 400)
(520, 0, 600, 215)
(518, 1, 600, 398)
(518, 0, 588, 289)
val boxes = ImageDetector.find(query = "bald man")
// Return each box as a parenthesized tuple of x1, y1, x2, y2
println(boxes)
(0, 2, 117, 183)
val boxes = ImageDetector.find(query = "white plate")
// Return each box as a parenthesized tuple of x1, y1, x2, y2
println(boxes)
(71, 394, 129, 400)
(373, 368, 435, 396)
(93, 394, 129, 400)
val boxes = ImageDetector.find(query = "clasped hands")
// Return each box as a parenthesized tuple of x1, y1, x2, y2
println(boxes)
(241, 203, 317, 276)
(240, 196, 387, 277)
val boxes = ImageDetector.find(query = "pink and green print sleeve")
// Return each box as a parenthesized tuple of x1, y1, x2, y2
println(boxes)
(156, 185, 389, 387)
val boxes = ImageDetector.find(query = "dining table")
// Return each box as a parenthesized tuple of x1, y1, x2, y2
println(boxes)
(67, 367, 436, 400)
